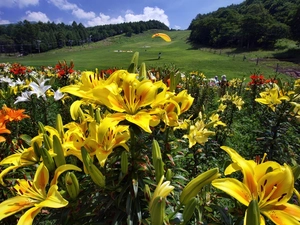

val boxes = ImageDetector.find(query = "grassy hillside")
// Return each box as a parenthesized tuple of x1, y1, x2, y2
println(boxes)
(0, 30, 299, 80)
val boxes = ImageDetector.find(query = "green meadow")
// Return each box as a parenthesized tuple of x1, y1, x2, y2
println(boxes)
(1, 30, 299, 80)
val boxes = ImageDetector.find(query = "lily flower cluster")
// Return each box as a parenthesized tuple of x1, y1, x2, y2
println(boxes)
(0, 58, 299, 225)
(61, 69, 194, 133)
(219, 92, 245, 111)
(179, 112, 226, 148)
(255, 83, 293, 112)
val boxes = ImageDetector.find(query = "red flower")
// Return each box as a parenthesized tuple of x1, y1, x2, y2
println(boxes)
(55, 60, 75, 78)
(248, 74, 265, 86)
(10, 63, 29, 76)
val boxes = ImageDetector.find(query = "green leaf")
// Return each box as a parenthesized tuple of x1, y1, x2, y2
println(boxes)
(19, 134, 32, 146)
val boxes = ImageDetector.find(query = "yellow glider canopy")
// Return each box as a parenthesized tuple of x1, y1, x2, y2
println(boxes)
(151, 33, 171, 42)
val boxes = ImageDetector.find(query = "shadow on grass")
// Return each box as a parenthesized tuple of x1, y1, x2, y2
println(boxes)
(272, 48, 300, 64)
(143, 58, 161, 61)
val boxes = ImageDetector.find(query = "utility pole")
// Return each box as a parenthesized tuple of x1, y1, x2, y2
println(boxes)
(36, 40, 41, 53)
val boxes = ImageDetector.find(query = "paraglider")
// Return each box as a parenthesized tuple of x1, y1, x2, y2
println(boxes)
(151, 33, 171, 42)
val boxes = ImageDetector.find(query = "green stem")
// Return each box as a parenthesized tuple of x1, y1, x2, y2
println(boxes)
(168, 203, 183, 220)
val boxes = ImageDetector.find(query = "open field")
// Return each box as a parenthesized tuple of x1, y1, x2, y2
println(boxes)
(1, 30, 299, 80)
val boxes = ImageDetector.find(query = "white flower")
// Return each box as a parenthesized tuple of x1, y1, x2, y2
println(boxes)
(8, 81, 17, 87)
(0, 76, 13, 83)
(14, 91, 32, 104)
(29, 71, 39, 78)
(52, 89, 64, 101)
(15, 78, 25, 85)
(29, 77, 51, 100)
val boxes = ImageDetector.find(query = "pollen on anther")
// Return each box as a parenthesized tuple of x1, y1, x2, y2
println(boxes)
(277, 193, 287, 202)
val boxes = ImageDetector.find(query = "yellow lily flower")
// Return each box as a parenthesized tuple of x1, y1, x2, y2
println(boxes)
(183, 119, 215, 148)
(255, 85, 290, 111)
(42, 117, 130, 167)
(60, 70, 136, 105)
(0, 147, 39, 186)
(290, 102, 300, 122)
(84, 118, 130, 166)
(208, 113, 226, 128)
(217, 103, 227, 112)
(232, 94, 244, 110)
(0, 162, 81, 225)
(93, 71, 163, 133)
(60, 71, 107, 104)
(172, 90, 194, 115)
(150, 87, 194, 130)
(212, 146, 300, 225)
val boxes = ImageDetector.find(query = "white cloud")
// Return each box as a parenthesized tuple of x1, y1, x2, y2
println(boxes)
(0, 19, 10, 25)
(86, 7, 169, 27)
(48, 0, 95, 20)
(23, 11, 50, 22)
(125, 7, 170, 27)
(47, 0, 77, 11)
(87, 13, 124, 27)
(173, 25, 181, 30)
(0, 0, 39, 8)
(72, 8, 95, 20)
(48, 0, 170, 27)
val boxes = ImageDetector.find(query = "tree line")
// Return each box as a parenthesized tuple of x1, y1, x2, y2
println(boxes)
(188, 0, 300, 49)
(0, 20, 169, 55)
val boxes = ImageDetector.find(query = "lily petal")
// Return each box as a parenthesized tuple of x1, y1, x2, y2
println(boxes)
(0, 196, 33, 220)
(257, 164, 294, 206)
(50, 164, 82, 186)
(36, 185, 68, 208)
(262, 206, 300, 225)
(0, 153, 21, 165)
(34, 163, 49, 193)
(254, 161, 281, 183)
(263, 203, 300, 221)
(0, 165, 21, 185)
(125, 112, 153, 133)
(212, 178, 252, 206)
(221, 146, 257, 195)
(17, 206, 41, 225)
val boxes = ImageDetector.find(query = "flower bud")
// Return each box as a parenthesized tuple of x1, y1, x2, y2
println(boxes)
(183, 197, 197, 224)
(144, 184, 152, 202)
(245, 199, 260, 225)
(65, 172, 80, 200)
(81, 146, 105, 187)
(166, 169, 173, 181)
(53, 135, 66, 167)
(180, 168, 220, 205)
(55, 114, 64, 139)
(150, 197, 165, 225)
(40, 147, 55, 173)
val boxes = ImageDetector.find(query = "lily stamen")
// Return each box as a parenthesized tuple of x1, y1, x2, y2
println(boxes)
(261, 153, 267, 163)
(259, 185, 277, 208)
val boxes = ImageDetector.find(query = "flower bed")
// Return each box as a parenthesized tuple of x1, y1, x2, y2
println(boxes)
(0, 54, 300, 225)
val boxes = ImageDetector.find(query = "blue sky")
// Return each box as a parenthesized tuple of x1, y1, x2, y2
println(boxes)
(0, 0, 244, 30)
